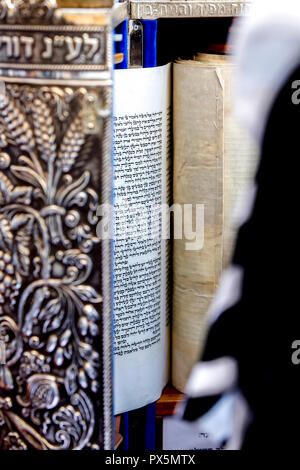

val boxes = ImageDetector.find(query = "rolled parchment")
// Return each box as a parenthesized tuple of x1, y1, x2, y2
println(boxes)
(172, 54, 258, 391)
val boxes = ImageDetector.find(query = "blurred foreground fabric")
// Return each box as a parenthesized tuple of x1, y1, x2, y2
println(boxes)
(180, 0, 300, 449)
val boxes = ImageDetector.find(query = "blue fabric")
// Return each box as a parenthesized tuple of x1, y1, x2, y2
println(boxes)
(114, 19, 128, 69)
(145, 402, 156, 450)
(142, 20, 157, 68)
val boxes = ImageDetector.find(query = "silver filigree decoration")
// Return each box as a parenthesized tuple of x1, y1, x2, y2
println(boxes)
(0, 0, 8, 20)
(0, 83, 102, 449)
(3, 431, 27, 450)
(0, 0, 59, 25)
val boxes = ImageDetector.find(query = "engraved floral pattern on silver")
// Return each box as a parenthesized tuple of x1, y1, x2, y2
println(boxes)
(0, 84, 102, 450)
(0, 0, 59, 25)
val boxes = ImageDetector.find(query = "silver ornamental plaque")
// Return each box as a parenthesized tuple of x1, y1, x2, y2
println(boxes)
(129, 1, 251, 20)
(0, 0, 113, 450)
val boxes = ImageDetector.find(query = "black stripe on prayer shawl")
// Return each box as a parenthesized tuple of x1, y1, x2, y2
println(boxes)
(180, 64, 300, 450)
(182, 394, 223, 422)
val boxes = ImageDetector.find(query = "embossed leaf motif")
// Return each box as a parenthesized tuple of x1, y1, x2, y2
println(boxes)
(53, 404, 85, 442)
(0, 171, 13, 204)
(75, 286, 102, 303)
(22, 287, 48, 337)
(38, 297, 64, 334)
(0, 171, 33, 205)
(65, 364, 78, 396)
(0, 364, 13, 391)
(10, 214, 34, 277)
(0, 316, 22, 367)
(70, 343, 99, 393)
(78, 342, 92, 361)
(10, 186, 33, 204)
(10, 165, 46, 192)
(0, 215, 13, 251)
